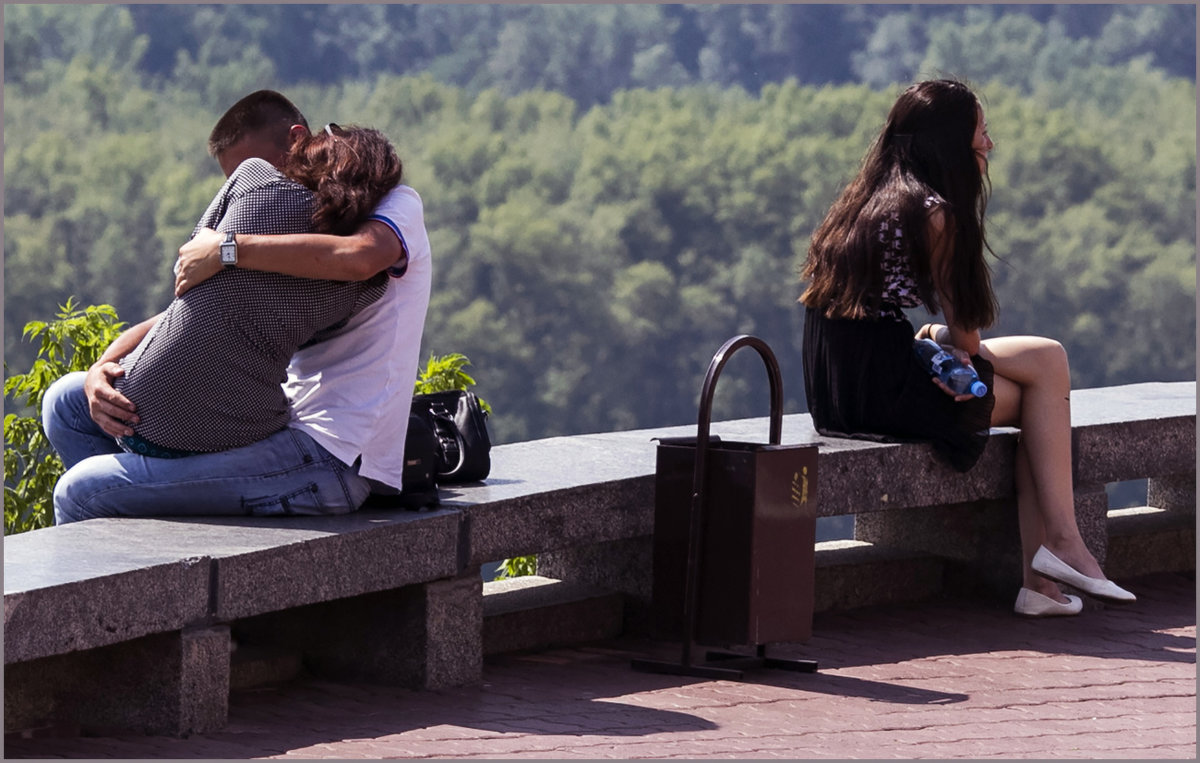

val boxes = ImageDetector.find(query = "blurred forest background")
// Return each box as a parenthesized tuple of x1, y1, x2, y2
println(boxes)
(4, 4, 1195, 445)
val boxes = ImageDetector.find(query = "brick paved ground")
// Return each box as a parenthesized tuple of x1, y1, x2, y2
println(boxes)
(6, 571, 1194, 759)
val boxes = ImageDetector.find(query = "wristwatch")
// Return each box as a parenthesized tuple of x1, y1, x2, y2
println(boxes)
(219, 232, 238, 267)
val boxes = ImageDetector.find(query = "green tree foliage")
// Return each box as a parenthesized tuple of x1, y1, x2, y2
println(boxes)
(4, 8, 217, 371)
(853, 12, 929, 89)
(487, 5, 668, 107)
(1091, 5, 1197, 78)
(921, 9, 1096, 92)
(15, 5, 1191, 102)
(4, 4, 149, 87)
(4, 299, 126, 534)
(973, 73, 1197, 387)
(857, 5, 1196, 89)
(5, 5, 1195, 450)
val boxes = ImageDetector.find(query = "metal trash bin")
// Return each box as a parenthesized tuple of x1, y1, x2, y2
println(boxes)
(633, 334, 818, 679)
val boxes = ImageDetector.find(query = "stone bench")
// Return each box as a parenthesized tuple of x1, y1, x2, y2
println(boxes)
(454, 381, 1195, 619)
(4, 510, 475, 736)
(4, 381, 1193, 737)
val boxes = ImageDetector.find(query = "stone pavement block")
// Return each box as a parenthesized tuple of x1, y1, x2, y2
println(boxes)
(6, 571, 1192, 760)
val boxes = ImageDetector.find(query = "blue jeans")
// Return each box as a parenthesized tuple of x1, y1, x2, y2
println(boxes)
(43, 372, 371, 524)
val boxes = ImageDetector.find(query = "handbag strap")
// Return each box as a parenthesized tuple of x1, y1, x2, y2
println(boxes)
(427, 403, 468, 476)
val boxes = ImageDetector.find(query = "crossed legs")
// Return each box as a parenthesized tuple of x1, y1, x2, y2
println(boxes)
(979, 335, 1109, 603)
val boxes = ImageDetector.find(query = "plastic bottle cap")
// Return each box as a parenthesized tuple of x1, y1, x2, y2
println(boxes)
(970, 381, 988, 397)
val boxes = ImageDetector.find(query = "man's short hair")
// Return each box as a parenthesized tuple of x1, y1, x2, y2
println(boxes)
(207, 90, 309, 159)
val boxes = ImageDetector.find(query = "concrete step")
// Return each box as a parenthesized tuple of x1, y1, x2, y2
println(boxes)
(482, 575, 624, 656)
(814, 540, 945, 612)
(230, 643, 304, 692)
(1104, 506, 1196, 580)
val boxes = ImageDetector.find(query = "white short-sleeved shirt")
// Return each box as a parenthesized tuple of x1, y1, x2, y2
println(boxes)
(283, 185, 432, 489)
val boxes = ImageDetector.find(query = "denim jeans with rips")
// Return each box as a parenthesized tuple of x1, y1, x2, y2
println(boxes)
(42, 372, 371, 524)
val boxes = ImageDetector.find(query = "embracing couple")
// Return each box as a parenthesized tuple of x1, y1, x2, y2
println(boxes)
(43, 90, 431, 524)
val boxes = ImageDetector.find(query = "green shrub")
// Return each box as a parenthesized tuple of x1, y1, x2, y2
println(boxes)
(4, 298, 126, 534)
(495, 555, 537, 579)
(414, 352, 492, 414)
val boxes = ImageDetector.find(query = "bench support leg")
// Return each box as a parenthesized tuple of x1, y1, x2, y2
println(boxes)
(4, 624, 230, 737)
(1148, 472, 1197, 516)
(1107, 472, 1197, 578)
(424, 572, 485, 688)
(1072, 483, 1111, 565)
(232, 572, 482, 690)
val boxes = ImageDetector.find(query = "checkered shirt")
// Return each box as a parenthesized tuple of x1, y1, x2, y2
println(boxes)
(115, 159, 386, 452)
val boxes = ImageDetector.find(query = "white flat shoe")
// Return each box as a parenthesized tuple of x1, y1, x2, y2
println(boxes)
(1014, 587, 1082, 617)
(1031, 546, 1136, 604)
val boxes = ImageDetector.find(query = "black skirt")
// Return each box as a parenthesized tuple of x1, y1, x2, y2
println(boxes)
(802, 306, 995, 472)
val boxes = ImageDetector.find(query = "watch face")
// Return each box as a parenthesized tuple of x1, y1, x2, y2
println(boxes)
(220, 244, 236, 264)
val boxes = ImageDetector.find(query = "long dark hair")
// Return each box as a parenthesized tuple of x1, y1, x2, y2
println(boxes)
(800, 79, 997, 330)
(281, 124, 403, 236)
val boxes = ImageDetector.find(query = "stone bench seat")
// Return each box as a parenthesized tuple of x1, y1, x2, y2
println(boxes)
(4, 511, 463, 664)
(448, 381, 1194, 571)
(4, 381, 1193, 737)
(439, 381, 1193, 629)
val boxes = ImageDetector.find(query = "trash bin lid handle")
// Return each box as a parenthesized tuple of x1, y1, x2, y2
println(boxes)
(693, 334, 784, 491)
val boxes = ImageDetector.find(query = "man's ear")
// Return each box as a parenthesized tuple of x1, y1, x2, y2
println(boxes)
(287, 124, 310, 147)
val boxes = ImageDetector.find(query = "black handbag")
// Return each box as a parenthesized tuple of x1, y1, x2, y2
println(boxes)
(362, 410, 442, 511)
(410, 390, 492, 484)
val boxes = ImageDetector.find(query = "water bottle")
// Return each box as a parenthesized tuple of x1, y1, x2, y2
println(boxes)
(913, 338, 988, 398)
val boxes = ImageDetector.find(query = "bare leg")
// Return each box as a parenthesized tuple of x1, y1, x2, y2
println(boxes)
(989, 373, 1068, 601)
(1014, 437, 1080, 600)
(979, 336, 1109, 587)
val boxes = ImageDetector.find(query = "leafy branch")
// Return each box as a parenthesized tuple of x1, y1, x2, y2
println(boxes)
(4, 298, 126, 534)
(414, 352, 492, 414)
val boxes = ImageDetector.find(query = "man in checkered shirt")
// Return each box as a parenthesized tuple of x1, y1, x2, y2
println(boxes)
(44, 91, 431, 522)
